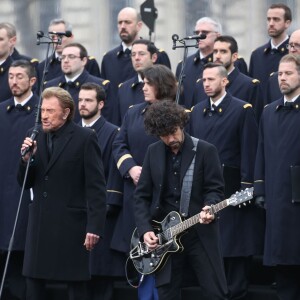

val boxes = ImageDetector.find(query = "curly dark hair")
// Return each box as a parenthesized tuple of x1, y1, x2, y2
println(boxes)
(144, 100, 189, 137)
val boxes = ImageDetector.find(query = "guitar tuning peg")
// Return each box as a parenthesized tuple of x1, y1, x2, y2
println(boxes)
(243, 203, 246, 206)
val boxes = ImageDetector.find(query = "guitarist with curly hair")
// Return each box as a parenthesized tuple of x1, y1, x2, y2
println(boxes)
(133, 100, 229, 300)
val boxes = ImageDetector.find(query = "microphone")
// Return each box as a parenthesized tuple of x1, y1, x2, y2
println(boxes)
(172, 34, 179, 50)
(21, 128, 39, 157)
(48, 31, 72, 37)
(183, 34, 206, 40)
(37, 31, 44, 38)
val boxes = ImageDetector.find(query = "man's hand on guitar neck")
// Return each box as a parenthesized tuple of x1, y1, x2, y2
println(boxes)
(143, 231, 159, 250)
(199, 205, 215, 224)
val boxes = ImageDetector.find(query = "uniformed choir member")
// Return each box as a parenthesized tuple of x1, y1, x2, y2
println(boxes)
(112, 65, 177, 299)
(38, 18, 100, 86)
(249, 4, 291, 94)
(77, 83, 124, 300)
(192, 35, 262, 119)
(100, 7, 171, 91)
(175, 17, 248, 109)
(44, 42, 114, 123)
(0, 59, 38, 300)
(254, 54, 300, 300)
(189, 63, 265, 300)
(266, 29, 300, 105)
(0, 23, 15, 102)
(4, 22, 39, 68)
(117, 39, 157, 125)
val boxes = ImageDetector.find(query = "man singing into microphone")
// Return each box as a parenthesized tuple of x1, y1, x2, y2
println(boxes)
(18, 87, 106, 300)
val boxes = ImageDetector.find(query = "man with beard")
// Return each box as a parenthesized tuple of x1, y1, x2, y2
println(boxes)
(78, 82, 124, 300)
(189, 63, 264, 300)
(192, 35, 262, 119)
(266, 29, 300, 104)
(134, 100, 229, 300)
(0, 60, 38, 300)
(100, 7, 170, 91)
(44, 43, 115, 123)
(254, 54, 300, 300)
(249, 4, 291, 93)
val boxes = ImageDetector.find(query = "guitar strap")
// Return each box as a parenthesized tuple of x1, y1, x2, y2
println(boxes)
(179, 136, 199, 217)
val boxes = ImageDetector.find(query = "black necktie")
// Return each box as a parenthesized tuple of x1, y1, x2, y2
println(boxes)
(47, 133, 55, 159)
(212, 104, 217, 111)
(15, 104, 25, 111)
(124, 48, 131, 58)
(285, 101, 293, 107)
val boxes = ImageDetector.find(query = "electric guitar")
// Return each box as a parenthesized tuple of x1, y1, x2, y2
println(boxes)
(129, 187, 253, 275)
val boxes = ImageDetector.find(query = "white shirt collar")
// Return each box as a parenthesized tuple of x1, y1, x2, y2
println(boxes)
(271, 35, 289, 49)
(284, 94, 300, 104)
(14, 92, 33, 106)
(210, 92, 227, 109)
(82, 116, 101, 127)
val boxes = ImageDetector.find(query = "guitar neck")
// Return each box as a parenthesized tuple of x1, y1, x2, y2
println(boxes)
(170, 199, 228, 237)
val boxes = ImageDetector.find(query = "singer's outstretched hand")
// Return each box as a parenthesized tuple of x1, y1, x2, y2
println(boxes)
(21, 137, 37, 162)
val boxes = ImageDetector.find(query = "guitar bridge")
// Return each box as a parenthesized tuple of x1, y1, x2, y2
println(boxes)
(129, 242, 149, 259)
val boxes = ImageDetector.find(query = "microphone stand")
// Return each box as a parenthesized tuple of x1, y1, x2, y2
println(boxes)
(0, 32, 61, 300)
(172, 35, 201, 104)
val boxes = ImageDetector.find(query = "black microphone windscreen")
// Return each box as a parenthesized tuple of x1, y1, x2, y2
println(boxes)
(65, 31, 72, 37)
(37, 31, 44, 38)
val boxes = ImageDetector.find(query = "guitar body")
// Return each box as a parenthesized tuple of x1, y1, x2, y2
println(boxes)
(129, 187, 253, 276)
(130, 211, 185, 275)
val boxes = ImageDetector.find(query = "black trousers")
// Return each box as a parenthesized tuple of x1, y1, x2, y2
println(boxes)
(86, 276, 114, 300)
(26, 277, 87, 300)
(0, 251, 26, 300)
(157, 228, 228, 300)
(223, 256, 252, 300)
(275, 265, 300, 300)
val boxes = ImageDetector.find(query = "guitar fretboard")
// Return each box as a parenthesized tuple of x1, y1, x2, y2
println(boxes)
(169, 199, 228, 237)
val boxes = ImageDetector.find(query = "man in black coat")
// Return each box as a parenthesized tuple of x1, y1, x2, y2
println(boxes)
(192, 35, 262, 120)
(134, 100, 228, 300)
(176, 18, 248, 109)
(0, 60, 38, 300)
(189, 63, 264, 300)
(18, 87, 106, 300)
(101, 7, 171, 91)
(44, 42, 115, 123)
(38, 18, 100, 86)
(265, 28, 300, 105)
(78, 82, 124, 300)
(249, 4, 291, 95)
(254, 54, 300, 300)
(117, 39, 157, 125)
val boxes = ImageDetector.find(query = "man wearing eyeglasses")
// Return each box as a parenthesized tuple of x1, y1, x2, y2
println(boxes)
(44, 42, 116, 123)
(266, 29, 300, 104)
(249, 4, 291, 96)
(175, 17, 248, 109)
(38, 19, 100, 86)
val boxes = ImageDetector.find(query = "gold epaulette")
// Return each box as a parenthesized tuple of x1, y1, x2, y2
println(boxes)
(243, 103, 252, 109)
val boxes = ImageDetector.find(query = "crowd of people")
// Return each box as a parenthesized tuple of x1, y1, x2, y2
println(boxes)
(0, 3, 300, 300)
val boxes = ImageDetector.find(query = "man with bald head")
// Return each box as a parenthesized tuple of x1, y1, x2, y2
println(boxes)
(266, 28, 300, 104)
(100, 7, 171, 91)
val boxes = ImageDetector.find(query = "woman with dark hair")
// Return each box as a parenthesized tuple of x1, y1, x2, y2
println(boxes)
(111, 64, 177, 300)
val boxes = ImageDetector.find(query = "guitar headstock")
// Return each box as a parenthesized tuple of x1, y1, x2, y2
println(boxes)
(227, 187, 254, 207)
